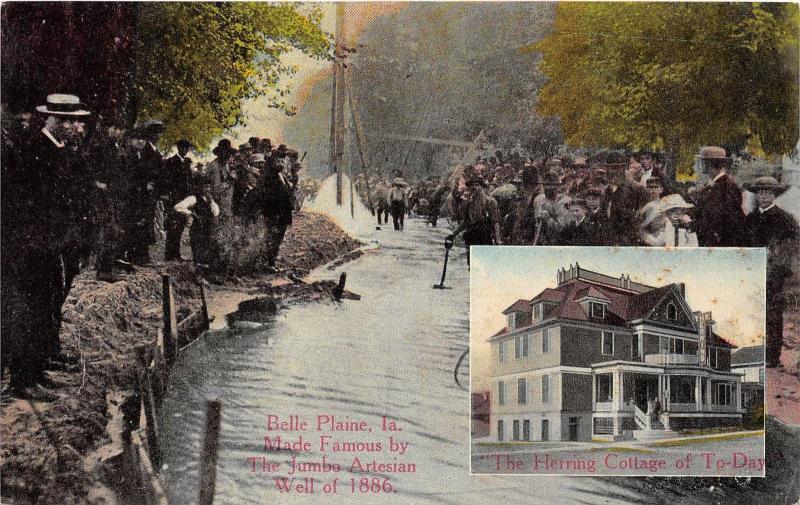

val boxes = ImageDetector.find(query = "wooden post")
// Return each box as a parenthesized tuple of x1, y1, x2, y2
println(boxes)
(199, 280, 210, 330)
(141, 369, 162, 469)
(161, 275, 178, 366)
(198, 400, 222, 505)
(333, 272, 347, 300)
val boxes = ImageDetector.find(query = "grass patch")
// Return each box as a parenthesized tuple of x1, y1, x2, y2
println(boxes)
(653, 430, 764, 447)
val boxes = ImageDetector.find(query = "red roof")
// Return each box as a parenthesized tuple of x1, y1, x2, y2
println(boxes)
(708, 331, 736, 349)
(531, 288, 566, 303)
(575, 286, 611, 302)
(502, 298, 531, 314)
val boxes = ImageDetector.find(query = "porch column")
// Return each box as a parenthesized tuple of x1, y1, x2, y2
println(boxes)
(735, 382, 742, 412)
(613, 370, 622, 411)
(705, 378, 712, 408)
(695, 376, 702, 411)
(592, 373, 596, 411)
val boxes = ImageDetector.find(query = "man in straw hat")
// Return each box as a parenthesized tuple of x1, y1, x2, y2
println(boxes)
(744, 176, 799, 367)
(693, 146, 744, 246)
(388, 177, 409, 231)
(2, 94, 94, 399)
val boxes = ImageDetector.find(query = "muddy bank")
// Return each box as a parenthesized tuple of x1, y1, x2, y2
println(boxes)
(0, 211, 362, 505)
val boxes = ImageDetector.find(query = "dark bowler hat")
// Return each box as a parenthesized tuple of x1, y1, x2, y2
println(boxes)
(583, 187, 604, 198)
(745, 176, 789, 196)
(248, 136, 260, 147)
(36, 93, 91, 116)
(539, 172, 562, 187)
(212, 138, 236, 156)
(176, 139, 194, 150)
(646, 176, 663, 187)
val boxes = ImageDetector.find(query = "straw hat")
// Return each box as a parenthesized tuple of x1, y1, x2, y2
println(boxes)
(36, 94, 91, 116)
(744, 176, 789, 195)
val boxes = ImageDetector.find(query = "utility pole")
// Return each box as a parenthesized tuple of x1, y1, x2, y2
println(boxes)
(330, 3, 346, 206)
(347, 66, 373, 212)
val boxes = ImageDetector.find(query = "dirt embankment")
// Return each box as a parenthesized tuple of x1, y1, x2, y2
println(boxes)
(0, 211, 361, 505)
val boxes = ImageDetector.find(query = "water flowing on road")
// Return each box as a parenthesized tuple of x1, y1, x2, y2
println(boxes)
(158, 205, 650, 504)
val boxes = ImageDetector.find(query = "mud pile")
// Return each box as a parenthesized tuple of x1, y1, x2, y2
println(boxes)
(0, 211, 362, 505)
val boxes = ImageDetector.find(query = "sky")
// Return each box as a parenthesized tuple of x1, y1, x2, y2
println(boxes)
(229, 3, 405, 147)
(470, 247, 767, 389)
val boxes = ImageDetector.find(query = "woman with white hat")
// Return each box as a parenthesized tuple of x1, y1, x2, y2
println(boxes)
(657, 194, 698, 247)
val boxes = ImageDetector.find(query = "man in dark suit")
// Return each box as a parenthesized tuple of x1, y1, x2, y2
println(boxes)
(744, 176, 800, 367)
(1, 94, 92, 399)
(259, 152, 296, 273)
(692, 146, 744, 247)
(124, 120, 165, 265)
(161, 139, 194, 261)
(604, 160, 649, 245)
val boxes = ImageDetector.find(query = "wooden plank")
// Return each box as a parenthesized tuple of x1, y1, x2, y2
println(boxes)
(131, 430, 169, 505)
(199, 280, 211, 330)
(198, 400, 222, 505)
(161, 274, 178, 366)
(141, 369, 162, 469)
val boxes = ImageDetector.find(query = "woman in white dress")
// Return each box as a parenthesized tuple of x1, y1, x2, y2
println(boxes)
(658, 194, 699, 247)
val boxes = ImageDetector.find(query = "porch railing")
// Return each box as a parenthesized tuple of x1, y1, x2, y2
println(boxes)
(644, 353, 700, 366)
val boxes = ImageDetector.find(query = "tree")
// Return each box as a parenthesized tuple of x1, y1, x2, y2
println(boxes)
(132, 3, 330, 149)
(534, 3, 799, 175)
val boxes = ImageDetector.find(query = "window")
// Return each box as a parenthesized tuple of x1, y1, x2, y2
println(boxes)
(497, 420, 504, 441)
(659, 336, 670, 353)
(498, 381, 506, 405)
(714, 383, 732, 405)
(542, 328, 550, 353)
(596, 373, 613, 402)
(532, 303, 543, 321)
(512, 420, 520, 441)
(518, 378, 527, 404)
(523, 420, 530, 441)
(515, 335, 529, 359)
(499, 341, 506, 363)
(631, 334, 640, 358)
(709, 347, 718, 368)
(590, 302, 606, 318)
(667, 303, 677, 320)
(673, 338, 684, 355)
(523, 334, 529, 357)
(541, 419, 549, 441)
(542, 375, 550, 403)
(507, 312, 516, 330)
(669, 376, 696, 404)
(602, 331, 614, 355)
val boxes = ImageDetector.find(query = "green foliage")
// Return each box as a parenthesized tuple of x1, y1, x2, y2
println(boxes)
(535, 2, 799, 174)
(133, 3, 331, 150)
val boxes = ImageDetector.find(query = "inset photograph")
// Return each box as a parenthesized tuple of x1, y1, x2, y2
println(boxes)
(470, 247, 766, 476)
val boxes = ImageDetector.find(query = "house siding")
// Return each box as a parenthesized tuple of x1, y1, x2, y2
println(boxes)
(561, 373, 593, 411)
(492, 326, 561, 377)
(561, 325, 633, 367)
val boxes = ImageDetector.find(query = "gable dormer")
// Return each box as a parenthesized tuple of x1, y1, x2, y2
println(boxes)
(575, 287, 611, 320)
(646, 285, 697, 331)
(502, 299, 532, 330)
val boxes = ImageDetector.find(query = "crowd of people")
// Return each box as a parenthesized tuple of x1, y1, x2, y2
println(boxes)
(1, 93, 306, 399)
(357, 147, 797, 370)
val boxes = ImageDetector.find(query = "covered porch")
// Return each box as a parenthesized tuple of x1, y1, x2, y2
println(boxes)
(591, 362, 743, 435)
